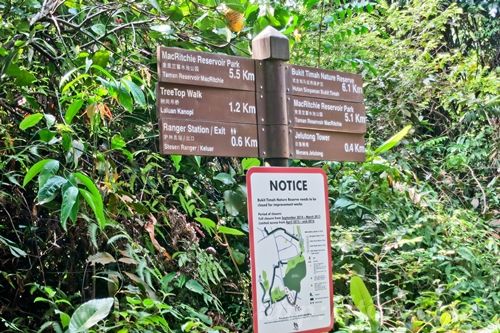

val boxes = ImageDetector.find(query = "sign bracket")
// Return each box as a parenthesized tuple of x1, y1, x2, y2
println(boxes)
(252, 27, 291, 167)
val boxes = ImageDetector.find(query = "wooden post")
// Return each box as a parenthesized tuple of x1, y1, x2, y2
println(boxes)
(252, 27, 290, 167)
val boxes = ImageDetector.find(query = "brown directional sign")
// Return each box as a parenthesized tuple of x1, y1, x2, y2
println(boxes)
(287, 96, 366, 133)
(290, 129, 365, 161)
(286, 65, 364, 103)
(159, 118, 258, 157)
(157, 83, 257, 124)
(158, 47, 256, 91)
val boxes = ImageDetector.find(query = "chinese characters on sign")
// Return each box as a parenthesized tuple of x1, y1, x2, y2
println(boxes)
(156, 47, 367, 161)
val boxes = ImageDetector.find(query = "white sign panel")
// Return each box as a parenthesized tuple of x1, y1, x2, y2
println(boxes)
(247, 167, 334, 333)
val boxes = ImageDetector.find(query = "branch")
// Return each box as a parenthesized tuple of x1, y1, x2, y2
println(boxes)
(465, 164, 488, 215)
(80, 18, 158, 49)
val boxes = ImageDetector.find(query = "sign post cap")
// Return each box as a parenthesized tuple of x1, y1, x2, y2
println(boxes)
(252, 26, 290, 61)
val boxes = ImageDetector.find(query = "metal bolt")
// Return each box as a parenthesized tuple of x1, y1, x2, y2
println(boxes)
(261, 118, 265, 122)
(287, 97, 290, 101)
(288, 120, 292, 124)
(286, 88, 290, 92)
(260, 85, 263, 90)
(262, 128, 265, 131)
(260, 94, 263, 99)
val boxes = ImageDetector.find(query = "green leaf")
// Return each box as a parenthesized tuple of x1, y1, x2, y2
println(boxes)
(39, 129, 56, 142)
(20, 113, 44, 130)
(61, 186, 79, 230)
(73, 172, 101, 202)
(242, 158, 260, 171)
(68, 297, 114, 333)
(122, 79, 146, 106)
(74, 173, 107, 229)
(457, 247, 475, 262)
(38, 160, 60, 189)
(170, 155, 182, 171)
(59, 312, 71, 329)
(214, 172, 235, 185)
(118, 86, 133, 112)
(91, 23, 106, 37)
(65, 99, 84, 124)
(224, 189, 245, 216)
(440, 312, 452, 326)
(229, 248, 245, 265)
(23, 159, 57, 187)
(38, 176, 67, 205)
(185, 279, 205, 294)
(350, 275, 377, 324)
(91, 50, 110, 68)
(6, 64, 36, 86)
(218, 225, 245, 236)
(195, 217, 216, 236)
(79, 189, 107, 230)
(374, 125, 412, 155)
(111, 134, 126, 150)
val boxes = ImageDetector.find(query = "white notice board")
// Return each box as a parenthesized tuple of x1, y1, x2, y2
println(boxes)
(247, 167, 333, 333)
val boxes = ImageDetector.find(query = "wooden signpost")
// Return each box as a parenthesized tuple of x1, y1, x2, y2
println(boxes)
(156, 28, 366, 162)
(156, 26, 368, 333)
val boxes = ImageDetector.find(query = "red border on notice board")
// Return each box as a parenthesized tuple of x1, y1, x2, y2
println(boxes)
(246, 167, 334, 333)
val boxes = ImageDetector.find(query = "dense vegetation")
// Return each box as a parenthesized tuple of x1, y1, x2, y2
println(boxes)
(0, 0, 498, 332)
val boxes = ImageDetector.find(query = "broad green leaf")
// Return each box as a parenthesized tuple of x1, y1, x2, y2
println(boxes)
(6, 64, 36, 86)
(44, 114, 56, 128)
(38, 129, 56, 143)
(218, 225, 245, 236)
(333, 197, 354, 209)
(170, 155, 182, 171)
(224, 189, 246, 216)
(74, 172, 106, 229)
(195, 217, 216, 236)
(118, 87, 133, 112)
(73, 172, 101, 202)
(59, 312, 71, 329)
(23, 159, 57, 187)
(68, 297, 114, 333)
(38, 176, 67, 205)
(79, 189, 107, 230)
(214, 172, 235, 185)
(457, 247, 475, 262)
(229, 248, 245, 265)
(60, 186, 79, 230)
(65, 99, 84, 124)
(111, 134, 126, 150)
(91, 23, 106, 37)
(242, 158, 260, 171)
(19, 113, 44, 130)
(38, 160, 60, 189)
(440, 312, 452, 326)
(374, 125, 412, 155)
(91, 50, 110, 68)
(122, 79, 146, 106)
(350, 275, 376, 324)
(185, 279, 205, 294)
